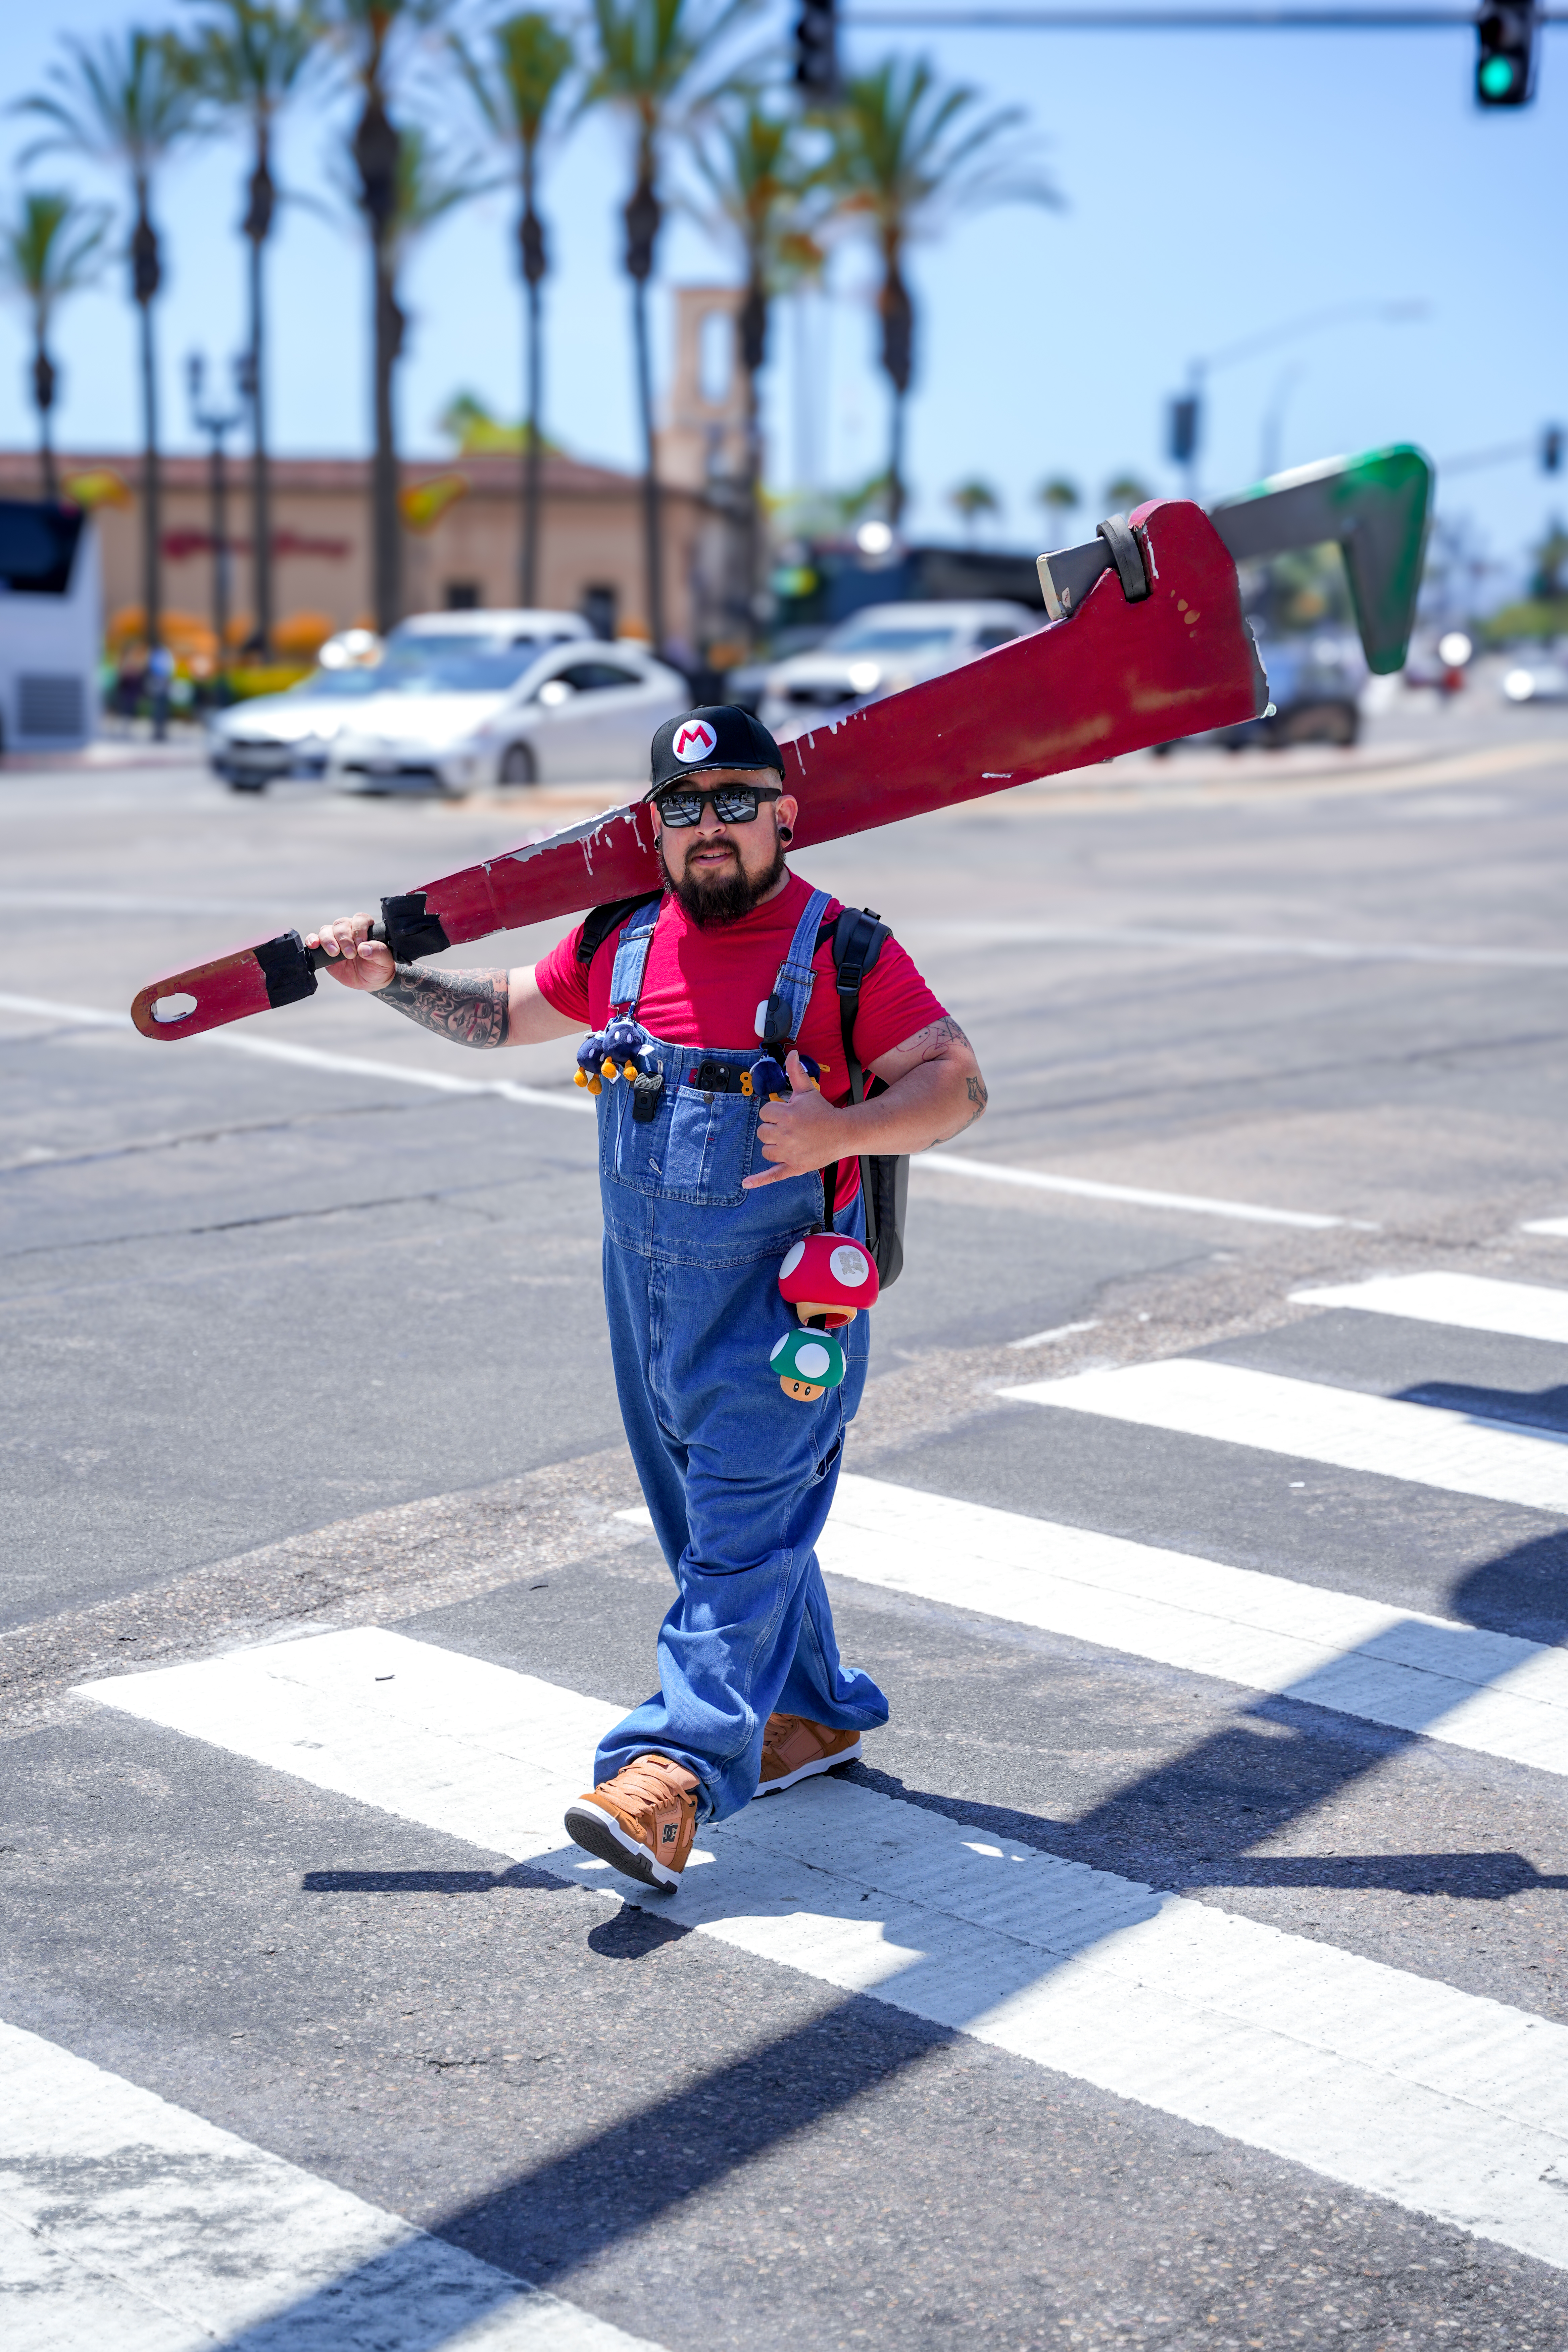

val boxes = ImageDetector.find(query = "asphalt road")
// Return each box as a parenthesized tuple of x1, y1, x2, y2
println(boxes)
(8, 696, 1568, 2350)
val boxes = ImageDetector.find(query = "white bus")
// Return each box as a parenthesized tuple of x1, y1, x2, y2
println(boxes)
(0, 500, 101, 752)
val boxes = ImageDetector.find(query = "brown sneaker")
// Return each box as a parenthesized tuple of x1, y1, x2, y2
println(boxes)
(564, 1755, 700, 1891)
(753, 1713, 863, 1798)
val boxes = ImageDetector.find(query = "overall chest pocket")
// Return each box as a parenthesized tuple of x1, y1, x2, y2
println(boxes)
(602, 1082, 757, 1206)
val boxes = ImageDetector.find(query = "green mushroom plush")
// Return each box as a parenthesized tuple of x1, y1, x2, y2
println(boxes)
(770, 1326, 847, 1404)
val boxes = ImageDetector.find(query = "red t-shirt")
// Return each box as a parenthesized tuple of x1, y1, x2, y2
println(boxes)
(535, 871, 949, 1204)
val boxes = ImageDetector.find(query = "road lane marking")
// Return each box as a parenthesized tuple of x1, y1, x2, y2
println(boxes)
(0, 2016, 664, 2352)
(0, 990, 1367, 1224)
(75, 1627, 1568, 2275)
(0, 990, 593, 1117)
(1007, 1318, 1102, 1350)
(1003, 1358, 1568, 1516)
(1521, 1217, 1568, 1238)
(916, 1152, 1371, 1230)
(1292, 1271, 1568, 1346)
(617, 1481, 1568, 1777)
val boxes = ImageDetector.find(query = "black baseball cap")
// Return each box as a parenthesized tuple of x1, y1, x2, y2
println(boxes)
(648, 705, 785, 795)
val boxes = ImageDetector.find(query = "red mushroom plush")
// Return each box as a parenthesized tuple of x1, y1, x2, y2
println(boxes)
(777, 1233, 879, 1329)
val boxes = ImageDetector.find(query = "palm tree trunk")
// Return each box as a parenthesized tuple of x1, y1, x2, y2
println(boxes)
(371, 229, 401, 634)
(631, 274, 663, 653)
(738, 276, 766, 652)
(888, 388, 906, 530)
(878, 247, 913, 532)
(354, 94, 402, 636)
(139, 293, 161, 650)
(523, 268, 542, 607)
(33, 334, 57, 503)
(248, 226, 272, 660)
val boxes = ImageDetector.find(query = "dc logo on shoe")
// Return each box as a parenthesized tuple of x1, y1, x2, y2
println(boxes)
(661, 1823, 677, 1843)
(672, 720, 718, 763)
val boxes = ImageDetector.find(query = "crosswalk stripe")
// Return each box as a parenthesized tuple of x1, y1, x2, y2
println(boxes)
(75, 1628, 1568, 2274)
(0, 2016, 664, 2352)
(1002, 1358, 1568, 1515)
(759, 1478, 1568, 1774)
(1291, 1271, 1568, 1346)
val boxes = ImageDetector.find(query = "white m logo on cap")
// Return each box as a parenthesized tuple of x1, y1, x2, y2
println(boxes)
(672, 719, 718, 763)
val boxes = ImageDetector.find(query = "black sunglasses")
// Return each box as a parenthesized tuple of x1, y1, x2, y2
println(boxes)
(652, 781, 782, 827)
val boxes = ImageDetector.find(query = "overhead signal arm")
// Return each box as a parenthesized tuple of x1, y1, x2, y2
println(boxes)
(842, 7, 1560, 106)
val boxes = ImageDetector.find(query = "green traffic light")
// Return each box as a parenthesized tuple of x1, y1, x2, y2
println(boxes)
(1480, 53, 1518, 95)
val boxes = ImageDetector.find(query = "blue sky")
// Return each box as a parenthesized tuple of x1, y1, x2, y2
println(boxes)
(3, 0, 1565, 596)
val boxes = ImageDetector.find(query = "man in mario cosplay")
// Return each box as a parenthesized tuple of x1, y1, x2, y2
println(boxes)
(309, 707, 988, 1891)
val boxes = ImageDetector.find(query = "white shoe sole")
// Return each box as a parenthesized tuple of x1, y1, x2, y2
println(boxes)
(751, 1737, 863, 1798)
(563, 1797, 683, 1890)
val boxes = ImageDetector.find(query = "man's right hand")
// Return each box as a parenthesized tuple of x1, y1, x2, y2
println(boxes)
(305, 913, 396, 992)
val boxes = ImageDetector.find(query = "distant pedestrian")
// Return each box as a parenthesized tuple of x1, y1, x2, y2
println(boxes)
(114, 645, 147, 724)
(146, 645, 175, 742)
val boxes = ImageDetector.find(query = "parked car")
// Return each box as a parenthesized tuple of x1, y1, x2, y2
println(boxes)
(1202, 628, 1366, 752)
(330, 636, 689, 793)
(756, 600, 1038, 739)
(207, 609, 589, 791)
(724, 626, 830, 716)
(1501, 655, 1568, 705)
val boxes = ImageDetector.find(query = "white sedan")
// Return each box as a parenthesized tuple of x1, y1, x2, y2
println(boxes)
(331, 640, 689, 792)
(208, 608, 590, 791)
(758, 599, 1038, 740)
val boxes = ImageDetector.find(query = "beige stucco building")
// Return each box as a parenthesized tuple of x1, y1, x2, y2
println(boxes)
(0, 286, 759, 662)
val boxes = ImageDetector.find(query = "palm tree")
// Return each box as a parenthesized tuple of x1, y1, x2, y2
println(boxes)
(18, 30, 206, 651)
(453, 10, 575, 608)
(948, 476, 998, 540)
(321, 0, 452, 634)
(0, 191, 110, 500)
(581, 0, 756, 653)
(1104, 472, 1153, 513)
(183, 0, 320, 661)
(829, 57, 1059, 529)
(1036, 473, 1078, 544)
(691, 97, 824, 646)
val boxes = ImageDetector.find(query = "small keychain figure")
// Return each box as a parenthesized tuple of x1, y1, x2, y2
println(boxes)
(573, 1031, 607, 1093)
(777, 1232, 879, 1329)
(602, 1016, 651, 1080)
(742, 1049, 824, 1101)
(771, 1326, 847, 1403)
(574, 1018, 663, 1116)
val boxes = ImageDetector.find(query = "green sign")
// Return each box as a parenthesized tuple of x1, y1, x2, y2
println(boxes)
(1208, 443, 1434, 675)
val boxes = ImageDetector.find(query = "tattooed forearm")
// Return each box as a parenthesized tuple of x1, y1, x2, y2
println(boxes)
(378, 964, 509, 1048)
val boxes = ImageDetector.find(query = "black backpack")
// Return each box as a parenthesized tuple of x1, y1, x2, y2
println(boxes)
(576, 894, 909, 1289)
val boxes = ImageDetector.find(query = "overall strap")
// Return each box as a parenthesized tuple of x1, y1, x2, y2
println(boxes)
(604, 896, 664, 1012)
(758, 886, 832, 1048)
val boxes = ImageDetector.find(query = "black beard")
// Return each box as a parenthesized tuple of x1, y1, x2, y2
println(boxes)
(659, 831, 786, 928)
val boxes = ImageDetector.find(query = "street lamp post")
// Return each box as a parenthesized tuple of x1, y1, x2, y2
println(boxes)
(1171, 300, 1428, 503)
(187, 351, 246, 701)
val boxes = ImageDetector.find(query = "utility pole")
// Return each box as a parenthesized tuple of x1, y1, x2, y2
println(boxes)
(187, 352, 245, 702)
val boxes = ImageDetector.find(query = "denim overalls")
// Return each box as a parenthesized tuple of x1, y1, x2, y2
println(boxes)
(592, 888, 891, 1821)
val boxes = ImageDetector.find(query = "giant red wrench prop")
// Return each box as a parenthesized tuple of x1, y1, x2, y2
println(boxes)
(131, 499, 1265, 1042)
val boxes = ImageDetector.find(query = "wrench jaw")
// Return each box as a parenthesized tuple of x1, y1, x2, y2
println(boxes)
(130, 930, 315, 1040)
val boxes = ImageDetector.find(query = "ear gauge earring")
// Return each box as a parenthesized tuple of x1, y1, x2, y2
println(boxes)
(778, 824, 793, 844)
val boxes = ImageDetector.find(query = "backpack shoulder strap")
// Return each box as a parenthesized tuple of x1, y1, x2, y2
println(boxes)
(576, 891, 662, 969)
(819, 905, 892, 1249)
(827, 905, 890, 1101)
